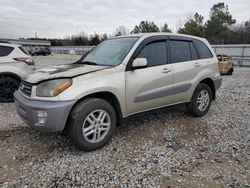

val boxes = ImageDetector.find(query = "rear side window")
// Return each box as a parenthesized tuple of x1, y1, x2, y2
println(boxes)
(0, 46, 14, 57)
(169, 40, 191, 63)
(19, 47, 30, 55)
(193, 39, 213, 59)
(137, 41, 167, 67)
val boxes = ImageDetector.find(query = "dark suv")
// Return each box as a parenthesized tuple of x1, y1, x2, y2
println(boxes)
(31, 47, 51, 56)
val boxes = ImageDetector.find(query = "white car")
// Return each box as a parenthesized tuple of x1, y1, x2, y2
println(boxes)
(0, 42, 34, 102)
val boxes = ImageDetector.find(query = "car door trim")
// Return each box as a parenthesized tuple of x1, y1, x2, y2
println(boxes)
(173, 82, 192, 94)
(134, 81, 192, 103)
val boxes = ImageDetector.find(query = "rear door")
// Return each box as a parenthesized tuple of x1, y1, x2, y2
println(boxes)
(125, 39, 173, 115)
(168, 39, 201, 103)
(169, 38, 214, 103)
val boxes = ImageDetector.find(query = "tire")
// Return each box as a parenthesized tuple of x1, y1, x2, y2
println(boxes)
(227, 69, 233, 75)
(0, 74, 20, 103)
(68, 98, 117, 151)
(187, 83, 212, 117)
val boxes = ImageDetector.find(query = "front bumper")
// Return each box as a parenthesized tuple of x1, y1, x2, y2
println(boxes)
(14, 91, 76, 132)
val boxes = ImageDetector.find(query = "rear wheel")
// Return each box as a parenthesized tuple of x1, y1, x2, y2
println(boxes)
(227, 68, 233, 75)
(187, 83, 212, 117)
(0, 74, 20, 103)
(68, 98, 117, 151)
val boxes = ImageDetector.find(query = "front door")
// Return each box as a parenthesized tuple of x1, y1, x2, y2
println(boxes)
(125, 41, 173, 115)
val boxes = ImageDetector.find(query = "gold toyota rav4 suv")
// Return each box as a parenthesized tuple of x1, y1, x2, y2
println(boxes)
(14, 33, 222, 151)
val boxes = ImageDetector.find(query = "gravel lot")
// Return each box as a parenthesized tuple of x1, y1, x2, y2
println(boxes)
(0, 54, 249, 187)
(33, 54, 82, 69)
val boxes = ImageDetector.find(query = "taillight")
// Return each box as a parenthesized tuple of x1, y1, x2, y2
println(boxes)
(13, 57, 34, 65)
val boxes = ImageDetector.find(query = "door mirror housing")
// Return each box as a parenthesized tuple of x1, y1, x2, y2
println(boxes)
(132, 58, 148, 69)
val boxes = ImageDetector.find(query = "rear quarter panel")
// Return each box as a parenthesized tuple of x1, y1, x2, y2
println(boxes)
(0, 62, 33, 79)
(0, 46, 34, 78)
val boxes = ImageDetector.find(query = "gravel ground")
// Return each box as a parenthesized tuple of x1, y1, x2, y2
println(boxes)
(0, 55, 249, 187)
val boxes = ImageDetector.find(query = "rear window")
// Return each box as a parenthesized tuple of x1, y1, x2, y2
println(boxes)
(19, 47, 30, 55)
(0, 46, 14, 57)
(193, 39, 213, 59)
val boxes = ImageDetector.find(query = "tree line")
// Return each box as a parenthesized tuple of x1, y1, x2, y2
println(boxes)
(42, 2, 249, 46)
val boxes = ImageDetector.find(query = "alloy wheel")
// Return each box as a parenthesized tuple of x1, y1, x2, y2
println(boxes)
(82, 109, 111, 144)
(197, 90, 210, 112)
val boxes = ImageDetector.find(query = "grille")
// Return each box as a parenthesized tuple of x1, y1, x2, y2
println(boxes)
(20, 81, 32, 96)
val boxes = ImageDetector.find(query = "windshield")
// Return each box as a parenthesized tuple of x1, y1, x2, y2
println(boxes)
(80, 37, 139, 66)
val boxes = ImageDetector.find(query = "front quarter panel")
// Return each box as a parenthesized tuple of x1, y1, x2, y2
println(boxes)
(58, 67, 126, 115)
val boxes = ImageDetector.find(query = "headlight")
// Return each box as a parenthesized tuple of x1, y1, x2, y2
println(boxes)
(36, 79, 72, 97)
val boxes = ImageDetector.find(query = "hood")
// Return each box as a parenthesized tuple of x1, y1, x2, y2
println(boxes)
(24, 64, 110, 84)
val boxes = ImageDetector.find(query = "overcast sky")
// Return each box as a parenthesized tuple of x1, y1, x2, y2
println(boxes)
(0, 0, 249, 39)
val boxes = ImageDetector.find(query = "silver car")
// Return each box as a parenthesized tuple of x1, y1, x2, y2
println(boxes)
(14, 33, 222, 151)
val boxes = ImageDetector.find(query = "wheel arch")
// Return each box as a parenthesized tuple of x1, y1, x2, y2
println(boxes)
(0, 72, 21, 82)
(65, 91, 123, 131)
(199, 78, 216, 100)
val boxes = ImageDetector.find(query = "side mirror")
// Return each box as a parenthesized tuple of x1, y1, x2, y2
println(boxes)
(132, 58, 148, 69)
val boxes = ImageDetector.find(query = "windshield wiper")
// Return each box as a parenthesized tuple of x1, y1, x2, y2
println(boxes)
(75, 61, 98, 65)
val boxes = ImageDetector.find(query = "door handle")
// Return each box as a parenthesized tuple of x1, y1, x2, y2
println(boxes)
(162, 68, 171, 73)
(194, 63, 201, 67)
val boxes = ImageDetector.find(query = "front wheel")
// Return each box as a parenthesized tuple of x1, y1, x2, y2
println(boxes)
(68, 98, 117, 151)
(0, 74, 20, 103)
(187, 83, 212, 117)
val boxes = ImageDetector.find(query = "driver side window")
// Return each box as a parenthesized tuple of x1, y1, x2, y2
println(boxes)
(137, 41, 167, 67)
